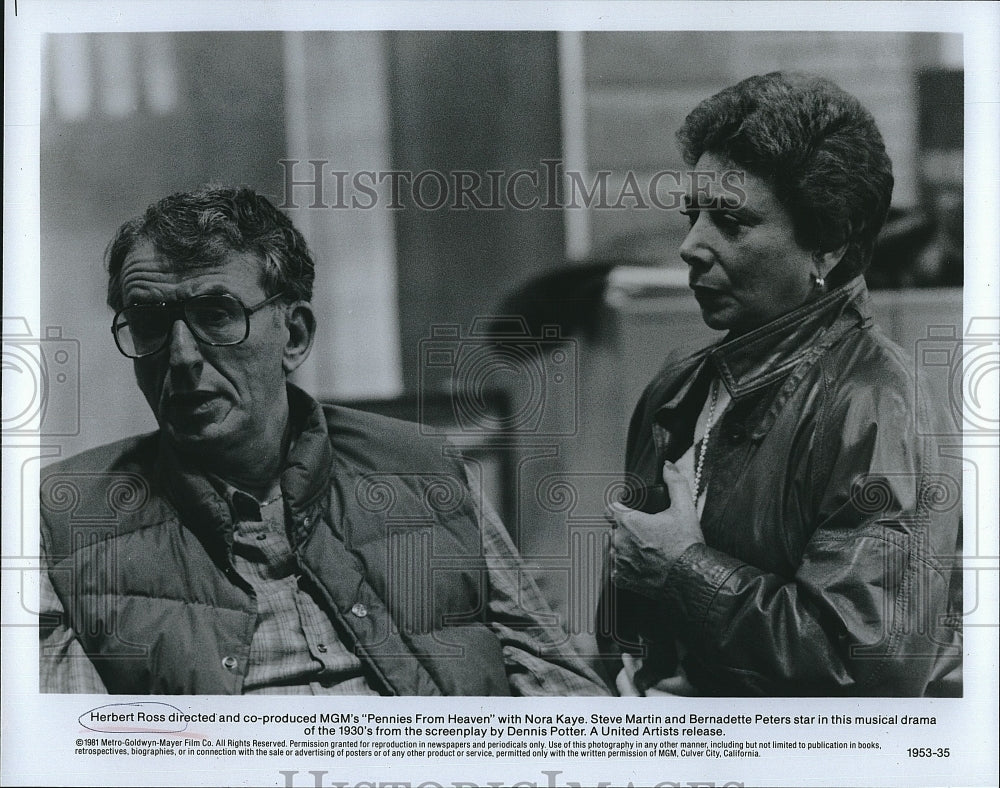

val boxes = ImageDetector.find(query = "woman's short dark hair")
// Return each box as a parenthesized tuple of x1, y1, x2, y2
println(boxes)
(106, 185, 315, 311)
(677, 72, 894, 285)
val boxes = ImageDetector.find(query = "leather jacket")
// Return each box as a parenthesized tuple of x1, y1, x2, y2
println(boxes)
(598, 277, 963, 696)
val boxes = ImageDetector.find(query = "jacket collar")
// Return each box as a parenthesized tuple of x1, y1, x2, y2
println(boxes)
(653, 276, 871, 423)
(159, 384, 333, 555)
(708, 276, 871, 397)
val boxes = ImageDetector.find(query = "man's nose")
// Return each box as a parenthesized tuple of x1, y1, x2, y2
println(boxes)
(166, 318, 203, 370)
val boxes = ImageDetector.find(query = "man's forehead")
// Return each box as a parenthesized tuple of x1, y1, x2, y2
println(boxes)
(120, 241, 264, 297)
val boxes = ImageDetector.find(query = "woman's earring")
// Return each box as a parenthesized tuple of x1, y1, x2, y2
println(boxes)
(811, 251, 828, 292)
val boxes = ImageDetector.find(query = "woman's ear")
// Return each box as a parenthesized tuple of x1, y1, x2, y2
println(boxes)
(282, 301, 316, 374)
(813, 243, 848, 281)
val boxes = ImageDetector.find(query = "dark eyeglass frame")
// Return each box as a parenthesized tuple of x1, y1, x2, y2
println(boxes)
(111, 292, 287, 359)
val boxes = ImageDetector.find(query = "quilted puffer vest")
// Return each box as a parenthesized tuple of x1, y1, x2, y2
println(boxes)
(41, 386, 510, 695)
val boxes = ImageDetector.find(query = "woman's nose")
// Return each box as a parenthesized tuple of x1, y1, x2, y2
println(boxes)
(679, 215, 713, 271)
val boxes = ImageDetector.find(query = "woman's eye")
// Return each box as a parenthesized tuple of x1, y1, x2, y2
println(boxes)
(712, 212, 742, 234)
(681, 208, 743, 235)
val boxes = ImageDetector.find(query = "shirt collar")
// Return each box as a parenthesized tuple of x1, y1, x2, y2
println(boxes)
(207, 476, 281, 523)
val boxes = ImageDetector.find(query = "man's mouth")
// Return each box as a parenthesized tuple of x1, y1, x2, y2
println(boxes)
(165, 391, 221, 413)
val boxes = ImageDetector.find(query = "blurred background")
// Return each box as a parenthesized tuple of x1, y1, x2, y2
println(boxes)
(39, 31, 964, 636)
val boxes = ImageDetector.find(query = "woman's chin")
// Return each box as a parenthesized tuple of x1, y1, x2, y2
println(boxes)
(698, 302, 772, 336)
(699, 306, 737, 332)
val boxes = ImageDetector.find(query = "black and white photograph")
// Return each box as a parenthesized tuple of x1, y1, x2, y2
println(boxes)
(3, 2, 998, 787)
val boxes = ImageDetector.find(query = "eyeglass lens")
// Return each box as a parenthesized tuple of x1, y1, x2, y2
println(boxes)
(114, 295, 248, 357)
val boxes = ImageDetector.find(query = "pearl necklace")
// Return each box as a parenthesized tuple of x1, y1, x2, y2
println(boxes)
(256, 490, 283, 508)
(693, 379, 720, 505)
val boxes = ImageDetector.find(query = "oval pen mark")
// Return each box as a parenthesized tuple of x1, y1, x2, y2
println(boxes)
(79, 701, 187, 733)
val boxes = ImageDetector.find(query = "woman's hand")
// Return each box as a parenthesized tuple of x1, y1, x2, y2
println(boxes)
(616, 654, 700, 697)
(608, 462, 706, 599)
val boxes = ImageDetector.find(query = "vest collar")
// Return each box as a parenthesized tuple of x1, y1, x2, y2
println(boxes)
(159, 384, 333, 553)
(280, 384, 335, 515)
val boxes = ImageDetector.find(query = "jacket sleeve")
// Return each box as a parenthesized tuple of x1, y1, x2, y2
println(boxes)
(463, 463, 611, 696)
(661, 371, 961, 696)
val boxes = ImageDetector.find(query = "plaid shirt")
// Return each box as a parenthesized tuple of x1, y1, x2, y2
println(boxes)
(40, 463, 607, 696)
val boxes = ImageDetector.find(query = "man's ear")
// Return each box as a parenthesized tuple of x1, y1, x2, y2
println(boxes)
(282, 301, 316, 374)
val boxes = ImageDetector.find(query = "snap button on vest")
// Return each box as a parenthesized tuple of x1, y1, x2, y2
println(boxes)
(221, 656, 239, 671)
(350, 603, 368, 618)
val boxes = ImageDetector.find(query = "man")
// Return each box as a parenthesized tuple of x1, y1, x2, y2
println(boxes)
(39, 185, 608, 695)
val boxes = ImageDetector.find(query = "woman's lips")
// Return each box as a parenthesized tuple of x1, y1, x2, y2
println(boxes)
(692, 285, 729, 303)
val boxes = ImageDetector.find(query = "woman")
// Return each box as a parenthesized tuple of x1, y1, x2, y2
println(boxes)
(600, 72, 962, 697)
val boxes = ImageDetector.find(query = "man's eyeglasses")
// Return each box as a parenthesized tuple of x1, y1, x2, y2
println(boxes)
(112, 292, 286, 358)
